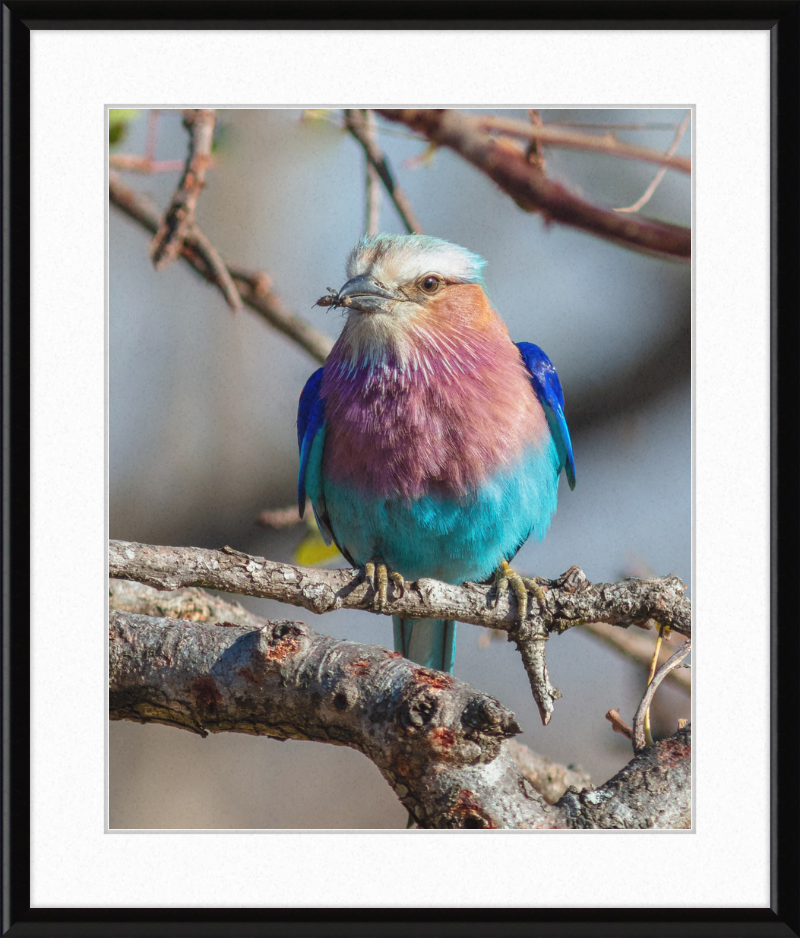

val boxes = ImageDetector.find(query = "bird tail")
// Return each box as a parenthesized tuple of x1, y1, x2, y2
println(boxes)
(393, 616, 457, 674)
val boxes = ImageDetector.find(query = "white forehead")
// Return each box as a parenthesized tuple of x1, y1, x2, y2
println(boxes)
(345, 234, 486, 286)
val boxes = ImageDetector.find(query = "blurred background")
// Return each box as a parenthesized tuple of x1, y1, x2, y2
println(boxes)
(108, 108, 691, 829)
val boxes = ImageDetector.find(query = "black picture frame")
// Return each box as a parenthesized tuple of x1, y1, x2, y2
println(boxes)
(3, 2, 798, 936)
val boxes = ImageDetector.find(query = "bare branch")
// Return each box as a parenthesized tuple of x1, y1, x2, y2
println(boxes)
(357, 109, 382, 236)
(109, 173, 333, 364)
(633, 640, 692, 752)
(109, 541, 691, 637)
(110, 579, 589, 807)
(187, 225, 243, 310)
(473, 113, 691, 173)
(109, 582, 690, 828)
(108, 155, 188, 174)
(109, 540, 691, 727)
(150, 109, 217, 270)
(605, 708, 634, 741)
(345, 109, 424, 234)
(375, 109, 691, 261)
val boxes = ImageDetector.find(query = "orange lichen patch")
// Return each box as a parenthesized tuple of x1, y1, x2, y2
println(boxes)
(263, 633, 302, 661)
(238, 667, 261, 685)
(385, 651, 404, 659)
(414, 669, 454, 690)
(191, 676, 222, 710)
(429, 727, 456, 750)
(346, 658, 372, 675)
(657, 735, 691, 768)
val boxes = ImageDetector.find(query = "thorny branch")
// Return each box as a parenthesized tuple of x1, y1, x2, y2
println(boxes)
(109, 539, 691, 727)
(109, 173, 333, 364)
(109, 580, 690, 829)
(344, 109, 424, 234)
(375, 109, 691, 261)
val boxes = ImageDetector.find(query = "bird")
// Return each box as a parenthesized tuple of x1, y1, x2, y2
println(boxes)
(297, 234, 575, 675)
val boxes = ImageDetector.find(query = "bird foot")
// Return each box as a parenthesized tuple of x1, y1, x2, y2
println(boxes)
(363, 560, 405, 611)
(494, 559, 547, 622)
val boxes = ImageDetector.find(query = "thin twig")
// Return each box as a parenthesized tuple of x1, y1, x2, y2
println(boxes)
(344, 109, 424, 234)
(605, 709, 634, 741)
(643, 622, 668, 746)
(109, 173, 333, 363)
(632, 639, 692, 752)
(150, 109, 217, 270)
(108, 155, 188, 174)
(188, 226, 242, 310)
(545, 121, 684, 131)
(615, 110, 691, 213)
(376, 110, 691, 261)
(360, 109, 382, 236)
(473, 113, 691, 173)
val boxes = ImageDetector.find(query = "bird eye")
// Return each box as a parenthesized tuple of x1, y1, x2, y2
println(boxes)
(420, 275, 442, 294)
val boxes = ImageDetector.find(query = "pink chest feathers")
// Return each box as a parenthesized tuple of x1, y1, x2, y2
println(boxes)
(321, 326, 549, 500)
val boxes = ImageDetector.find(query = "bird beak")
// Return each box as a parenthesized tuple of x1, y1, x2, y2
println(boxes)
(336, 275, 397, 314)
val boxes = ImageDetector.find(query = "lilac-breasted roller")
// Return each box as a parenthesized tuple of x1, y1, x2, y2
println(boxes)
(297, 234, 575, 674)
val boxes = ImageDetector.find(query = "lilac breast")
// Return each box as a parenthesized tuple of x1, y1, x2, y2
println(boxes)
(320, 331, 549, 501)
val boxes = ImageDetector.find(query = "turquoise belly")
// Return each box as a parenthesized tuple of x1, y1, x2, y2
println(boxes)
(322, 440, 560, 584)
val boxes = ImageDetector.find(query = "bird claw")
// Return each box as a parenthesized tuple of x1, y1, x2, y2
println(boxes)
(494, 559, 547, 622)
(362, 560, 405, 611)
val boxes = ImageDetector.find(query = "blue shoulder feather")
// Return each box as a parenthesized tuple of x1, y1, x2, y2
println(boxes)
(516, 342, 576, 490)
(297, 367, 326, 515)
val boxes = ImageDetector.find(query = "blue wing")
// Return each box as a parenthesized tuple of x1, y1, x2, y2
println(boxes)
(516, 342, 576, 490)
(297, 367, 336, 543)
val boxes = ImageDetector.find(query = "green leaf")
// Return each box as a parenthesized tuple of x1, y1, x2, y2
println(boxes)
(108, 109, 140, 147)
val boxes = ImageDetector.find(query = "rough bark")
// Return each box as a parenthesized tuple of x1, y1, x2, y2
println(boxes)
(109, 581, 691, 829)
(109, 541, 691, 637)
(109, 539, 690, 726)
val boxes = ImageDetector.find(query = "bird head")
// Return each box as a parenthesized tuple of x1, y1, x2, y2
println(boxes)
(327, 234, 491, 366)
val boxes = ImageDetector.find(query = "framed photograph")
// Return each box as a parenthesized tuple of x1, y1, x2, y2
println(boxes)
(5, 3, 798, 935)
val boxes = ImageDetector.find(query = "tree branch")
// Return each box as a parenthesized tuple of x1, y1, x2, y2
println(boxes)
(375, 109, 691, 262)
(109, 539, 691, 727)
(109, 173, 333, 364)
(344, 109, 424, 234)
(109, 582, 690, 829)
(473, 113, 691, 173)
(150, 109, 218, 271)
